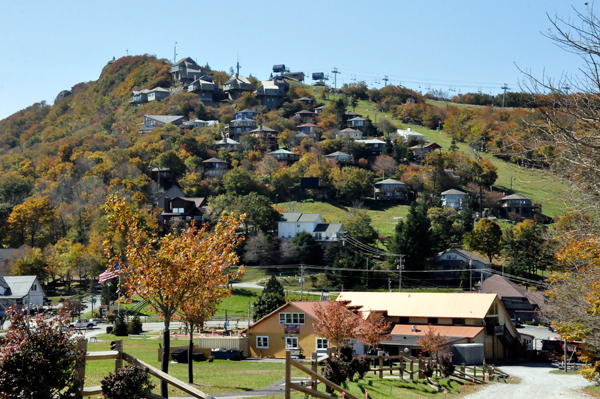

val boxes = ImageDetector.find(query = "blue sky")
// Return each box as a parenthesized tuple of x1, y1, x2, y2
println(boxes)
(0, 0, 584, 120)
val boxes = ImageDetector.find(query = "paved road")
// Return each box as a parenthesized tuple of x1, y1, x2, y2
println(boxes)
(464, 363, 592, 399)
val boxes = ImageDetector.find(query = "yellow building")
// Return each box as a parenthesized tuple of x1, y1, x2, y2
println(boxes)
(337, 292, 523, 362)
(247, 301, 329, 359)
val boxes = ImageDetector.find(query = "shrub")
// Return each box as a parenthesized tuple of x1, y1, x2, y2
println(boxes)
(127, 313, 143, 335)
(101, 365, 154, 399)
(113, 310, 128, 336)
(0, 307, 83, 399)
(438, 352, 455, 377)
(351, 355, 372, 380)
(423, 361, 435, 378)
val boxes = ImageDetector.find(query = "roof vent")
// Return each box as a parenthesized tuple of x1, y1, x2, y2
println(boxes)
(412, 325, 416, 332)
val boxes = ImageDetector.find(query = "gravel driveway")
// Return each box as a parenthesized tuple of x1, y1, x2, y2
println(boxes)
(464, 363, 592, 399)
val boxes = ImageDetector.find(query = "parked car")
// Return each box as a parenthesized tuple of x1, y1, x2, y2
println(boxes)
(69, 319, 96, 329)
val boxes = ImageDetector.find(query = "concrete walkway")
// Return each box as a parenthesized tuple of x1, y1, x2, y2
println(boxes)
(174, 378, 311, 399)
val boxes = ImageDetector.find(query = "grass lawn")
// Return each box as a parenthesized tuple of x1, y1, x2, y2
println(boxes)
(83, 334, 482, 398)
(585, 384, 600, 397)
(281, 200, 409, 237)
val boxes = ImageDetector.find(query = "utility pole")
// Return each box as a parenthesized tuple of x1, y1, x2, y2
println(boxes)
(397, 255, 405, 292)
(388, 279, 391, 292)
(365, 257, 369, 288)
(299, 265, 305, 300)
(247, 301, 252, 327)
(174, 42, 177, 64)
(331, 67, 340, 89)
(501, 84, 509, 108)
(383, 75, 389, 87)
(469, 259, 473, 292)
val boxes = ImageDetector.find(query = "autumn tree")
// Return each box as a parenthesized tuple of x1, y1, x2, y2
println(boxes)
(104, 195, 244, 397)
(341, 208, 378, 245)
(10, 246, 48, 282)
(463, 218, 502, 262)
(3, 196, 58, 248)
(313, 300, 360, 347)
(417, 326, 448, 360)
(372, 155, 398, 178)
(357, 312, 392, 349)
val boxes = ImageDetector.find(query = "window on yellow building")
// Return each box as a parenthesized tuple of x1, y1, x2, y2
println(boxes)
(256, 336, 269, 348)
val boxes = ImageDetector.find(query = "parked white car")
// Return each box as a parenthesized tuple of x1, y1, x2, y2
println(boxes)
(69, 319, 96, 329)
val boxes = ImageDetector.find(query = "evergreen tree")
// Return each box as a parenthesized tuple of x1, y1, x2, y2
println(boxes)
(502, 220, 552, 276)
(387, 202, 435, 271)
(449, 138, 459, 152)
(253, 275, 286, 320)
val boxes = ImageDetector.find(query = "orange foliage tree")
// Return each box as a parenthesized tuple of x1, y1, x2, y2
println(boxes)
(357, 312, 392, 349)
(104, 194, 244, 397)
(417, 326, 448, 360)
(313, 301, 361, 347)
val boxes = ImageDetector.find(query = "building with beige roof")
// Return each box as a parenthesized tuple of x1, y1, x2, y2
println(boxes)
(337, 292, 523, 361)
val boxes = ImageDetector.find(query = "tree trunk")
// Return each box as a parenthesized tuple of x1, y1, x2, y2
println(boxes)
(162, 320, 171, 398)
(188, 325, 194, 384)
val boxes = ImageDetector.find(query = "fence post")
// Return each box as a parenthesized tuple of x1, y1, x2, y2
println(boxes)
(311, 351, 318, 391)
(489, 366, 494, 381)
(474, 365, 477, 378)
(115, 339, 123, 371)
(418, 356, 425, 379)
(75, 338, 87, 394)
(461, 363, 465, 377)
(410, 358, 415, 380)
(399, 355, 404, 380)
(285, 350, 291, 399)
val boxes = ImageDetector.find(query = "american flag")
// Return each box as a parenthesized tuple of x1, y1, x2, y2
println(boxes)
(98, 263, 120, 284)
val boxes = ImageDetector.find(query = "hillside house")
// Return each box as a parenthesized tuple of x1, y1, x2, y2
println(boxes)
(187, 76, 216, 102)
(157, 185, 185, 225)
(441, 189, 467, 210)
(433, 248, 491, 281)
(315, 105, 327, 115)
(411, 142, 442, 158)
(235, 109, 259, 120)
(171, 57, 206, 86)
(337, 292, 524, 361)
(225, 117, 257, 142)
(325, 151, 354, 164)
(293, 110, 315, 122)
(374, 179, 407, 200)
(140, 115, 184, 133)
(130, 87, 170, 105)
(182, 119, 208, 129)
(203, 158, 229, 178)
(150, 167, 177, 189)
(336, 128, 363, 140)
(250, 125, 278, 151)
(347, 116, 367, 130)
(247, 301, 329, 358)
(223, 73, 253, 100)
(297, 123, 321, 135)
(293, 132, 315, 145)
(278, 213, 344, 242)
(267, 149, 300, 165)
(298, 97, 316, 107)
(499, 194, 539, 218)
(395, 128, 426, 143)
(216, 137, 240, 151)
(482, 275, 546, 323)
(161, 197, 207, 228)
(0, 276, 45, 311)
(345, 111, 363, 119)
(356, 139, 386, 156)
(255, 79, 286, 109)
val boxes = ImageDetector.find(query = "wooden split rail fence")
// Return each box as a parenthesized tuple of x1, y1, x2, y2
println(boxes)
(75, 339, 214, 399)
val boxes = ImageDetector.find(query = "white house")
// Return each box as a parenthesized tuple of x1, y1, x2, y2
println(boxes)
(336, 128, 363, 140)
(0, 276, 46, 310)
(395, 128, 426, 143)
(441, 189, 467, 210)
(278, 213, 344, 242)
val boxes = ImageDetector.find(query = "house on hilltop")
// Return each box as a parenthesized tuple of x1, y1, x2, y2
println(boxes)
(441, 189, 467, 210)
(171, 57, 206, 86)
(187, 76, 216, 103)
(140, 115, 184, 133)
(203, 158, 229, 179)
(433, 248, 491, 281)
(374, 179, 407, 201)
(161, 197, 207, 228)
(277, 213, 344, 242)
(498, 194, 540, 219)
(223, 73, 253, 101)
